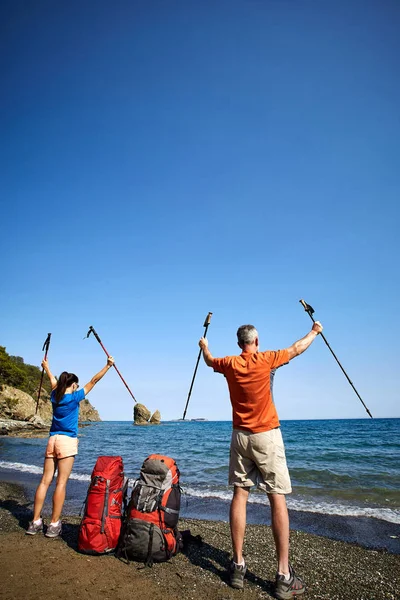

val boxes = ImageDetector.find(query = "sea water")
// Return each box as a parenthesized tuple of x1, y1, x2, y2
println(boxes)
(1, 418, 399, 551)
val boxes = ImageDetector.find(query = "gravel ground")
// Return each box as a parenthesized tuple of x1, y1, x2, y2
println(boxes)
(1, 481, 399, 600)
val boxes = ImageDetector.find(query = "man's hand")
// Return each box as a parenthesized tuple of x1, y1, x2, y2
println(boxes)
(199, 337, 208, 350)
(41, 359, 49, 370)
(199, 337, 214, 367)
(107, 356, 115, 368)
(312, 321, 323, 335)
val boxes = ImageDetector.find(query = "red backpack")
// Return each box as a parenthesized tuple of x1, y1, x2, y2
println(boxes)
(78, 456, 127, 554)
(117, 454, 182, 566)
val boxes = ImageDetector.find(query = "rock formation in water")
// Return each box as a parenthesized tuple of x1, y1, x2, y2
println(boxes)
(133, 403, 160, 425)
(149, 410, 161, 425)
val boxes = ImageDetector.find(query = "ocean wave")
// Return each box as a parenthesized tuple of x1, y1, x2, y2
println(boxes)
(183, 486, 400, 524)
(204, 465, 229, 474)
(1, 460, 399, 525)
(0, 461, 91, 482)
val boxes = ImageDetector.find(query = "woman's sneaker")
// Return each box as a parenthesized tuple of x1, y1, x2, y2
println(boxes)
(26, 519, 43, 535)
(228, 560, 247, 589)
(275, 565, 305, 599)
(45, 521, 62, 538)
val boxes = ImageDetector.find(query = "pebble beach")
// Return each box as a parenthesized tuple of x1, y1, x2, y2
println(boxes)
(1, 480, 399, 600)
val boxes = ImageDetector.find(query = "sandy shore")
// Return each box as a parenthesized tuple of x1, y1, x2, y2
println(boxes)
(1, 480, 399, 600)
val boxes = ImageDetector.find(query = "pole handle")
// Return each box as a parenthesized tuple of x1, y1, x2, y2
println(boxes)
(42, 333, 51, 353)
(299, 299, 315, 317)
(86, 326, 103, 346)
(299, 299, 308, 311)
(36, 332, 52, 415)
(203, 312, 213, 327)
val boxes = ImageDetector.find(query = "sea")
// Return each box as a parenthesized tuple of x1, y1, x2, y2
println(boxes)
(1, 418, 399, 553)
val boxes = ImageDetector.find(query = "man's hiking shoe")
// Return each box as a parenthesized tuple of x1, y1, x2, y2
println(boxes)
(275, 565, 305, 599)
(229, 560, 247, 589)
(45, 521, 62, 538)
(26, 519, 43, 535)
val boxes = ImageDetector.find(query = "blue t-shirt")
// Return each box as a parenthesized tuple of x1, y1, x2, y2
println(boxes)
(50, 388, 86, 438)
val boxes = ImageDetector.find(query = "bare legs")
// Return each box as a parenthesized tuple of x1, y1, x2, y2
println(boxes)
(230, 486, 250, 563)
(51, 456, 74, 522)
(33, 458, 56, 521)
(229, 486, 290, 574)
(268, 492, 290, 574)
(33, 456, 75, 522)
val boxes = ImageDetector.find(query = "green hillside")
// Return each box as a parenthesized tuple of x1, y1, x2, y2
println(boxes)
(0, 346, 52, 398)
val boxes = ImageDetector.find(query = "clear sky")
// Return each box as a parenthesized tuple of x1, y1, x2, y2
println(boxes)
(1, 1, 399, 421)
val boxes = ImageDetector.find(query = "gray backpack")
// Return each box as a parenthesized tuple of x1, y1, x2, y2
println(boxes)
(117, 454, 182, 566)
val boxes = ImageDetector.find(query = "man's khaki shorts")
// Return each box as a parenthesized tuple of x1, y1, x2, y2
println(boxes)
(229, 428, 292, 494)
(45, 434, 78, 460)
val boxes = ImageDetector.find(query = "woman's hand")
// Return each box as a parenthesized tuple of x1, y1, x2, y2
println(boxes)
(42, 359, 57, 389)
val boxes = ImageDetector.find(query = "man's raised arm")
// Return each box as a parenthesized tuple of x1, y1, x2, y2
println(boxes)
(199, 337, 214, 367)
(286, 321, 323, 360)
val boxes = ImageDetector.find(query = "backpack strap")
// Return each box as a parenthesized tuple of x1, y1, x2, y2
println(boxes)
(79, 475, 101, 516)
(101, 479, 110, 534)
(159, 506, 179, 515)
(145, 523, 154, 568)
(120, 477, 129, 518)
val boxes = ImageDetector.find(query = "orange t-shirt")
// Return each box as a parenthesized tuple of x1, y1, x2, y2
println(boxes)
(213, 349, 289, 434)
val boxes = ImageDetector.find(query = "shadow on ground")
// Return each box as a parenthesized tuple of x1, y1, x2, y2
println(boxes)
(0, 496, 82, 551)
(0, 497, 31, 529)
(0, 498, 275, 597)
(181, 533, 275, 597)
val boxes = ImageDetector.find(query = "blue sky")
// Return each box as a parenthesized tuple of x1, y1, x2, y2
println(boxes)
(1, 1, 399, 421)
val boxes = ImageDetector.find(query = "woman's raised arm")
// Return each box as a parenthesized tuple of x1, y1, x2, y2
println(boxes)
(42, 359, 58, 390)
(83, 356, 114, 395)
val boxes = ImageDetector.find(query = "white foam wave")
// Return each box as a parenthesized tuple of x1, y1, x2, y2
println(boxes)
(1, 462, 399, 524)
(287, 498, 400, 524)
(183, 487, 400, 524)
(0, 461, 90, 482)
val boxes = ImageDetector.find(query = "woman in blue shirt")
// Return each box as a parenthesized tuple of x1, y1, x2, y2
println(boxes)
(26, 355, 114, 538)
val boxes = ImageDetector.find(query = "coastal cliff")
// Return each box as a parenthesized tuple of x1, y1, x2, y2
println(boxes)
(0, 384, 101, 435)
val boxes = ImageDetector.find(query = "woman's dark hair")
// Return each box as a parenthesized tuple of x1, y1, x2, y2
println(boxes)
(54, 372, 79, 403)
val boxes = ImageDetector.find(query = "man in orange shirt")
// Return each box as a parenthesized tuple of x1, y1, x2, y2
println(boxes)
(199, 320, 323, 598)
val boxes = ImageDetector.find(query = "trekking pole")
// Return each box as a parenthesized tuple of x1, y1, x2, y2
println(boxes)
(182, 312, 213, 420)
(35, 333, 51, 415)
(84, 326, 137, 403)
(299, 299, 373, 418)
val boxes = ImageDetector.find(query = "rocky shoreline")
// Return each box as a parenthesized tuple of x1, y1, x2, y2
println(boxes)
(0, 416, 50, 437)
(0, 418, 96, 438)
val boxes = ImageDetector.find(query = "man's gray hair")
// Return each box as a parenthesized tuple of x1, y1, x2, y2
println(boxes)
(237, 324, 258, 347)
